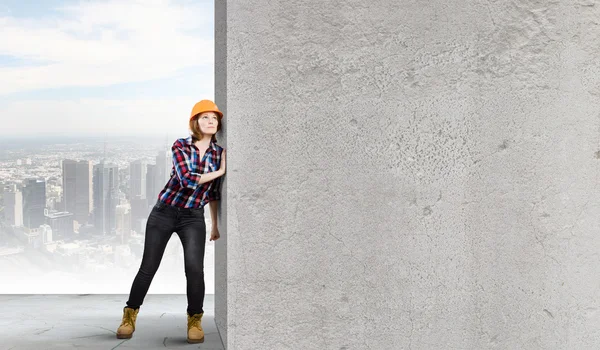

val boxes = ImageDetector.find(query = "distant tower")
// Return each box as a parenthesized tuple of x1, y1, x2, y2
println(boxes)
(154, 149, 171, 199)
(92, 162, 119, 235)
(146, 164, 156, 208)
(116, 203, 131, 239)
(129, 160, 147, 200)
(62, 159, 93, 225)
(2, 184, 23, 227)
(22, 178, 46, 229)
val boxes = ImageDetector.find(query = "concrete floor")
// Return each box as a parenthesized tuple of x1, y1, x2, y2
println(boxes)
(0, 294, 224, 350)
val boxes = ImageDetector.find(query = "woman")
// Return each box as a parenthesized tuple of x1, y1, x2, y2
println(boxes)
(116, 99, 226, 344)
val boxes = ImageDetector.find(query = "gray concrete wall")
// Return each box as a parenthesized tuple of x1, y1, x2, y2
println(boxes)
(214, 0, 228, 346)
(215, 1, 600, 349)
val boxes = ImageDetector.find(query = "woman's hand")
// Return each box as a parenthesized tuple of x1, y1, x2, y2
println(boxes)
(210, 226, 220, 241)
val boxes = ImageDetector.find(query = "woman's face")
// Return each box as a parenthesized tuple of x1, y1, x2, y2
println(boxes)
(197, 112, 219, 134)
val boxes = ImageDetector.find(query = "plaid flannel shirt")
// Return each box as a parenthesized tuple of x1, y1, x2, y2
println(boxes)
(157, 136, 223, 208)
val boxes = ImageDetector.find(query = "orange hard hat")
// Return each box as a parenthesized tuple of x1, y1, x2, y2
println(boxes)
(190, 100, 223, 121)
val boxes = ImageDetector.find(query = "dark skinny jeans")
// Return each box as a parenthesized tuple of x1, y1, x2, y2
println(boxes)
(125, 199, 207, 316)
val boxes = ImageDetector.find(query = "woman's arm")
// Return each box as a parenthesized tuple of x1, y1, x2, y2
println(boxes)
(209, 200, 218, 229)
(207, 173, 222, 229)
(207, 163, 223, 229)
(172, 142, 223, 188)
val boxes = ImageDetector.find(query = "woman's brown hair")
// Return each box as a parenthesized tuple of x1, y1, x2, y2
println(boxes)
(189, 112, 222, 143)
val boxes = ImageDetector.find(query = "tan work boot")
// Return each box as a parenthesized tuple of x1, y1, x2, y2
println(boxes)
(187, 312, 205, 343)
(116, 307, 139, 339)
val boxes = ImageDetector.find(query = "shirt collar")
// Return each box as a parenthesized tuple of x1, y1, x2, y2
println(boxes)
(185, 135, 217, 151)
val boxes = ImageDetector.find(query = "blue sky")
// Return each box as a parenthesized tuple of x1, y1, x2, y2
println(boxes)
(0, 0, 71, 18)
(0, 0, 214, 136)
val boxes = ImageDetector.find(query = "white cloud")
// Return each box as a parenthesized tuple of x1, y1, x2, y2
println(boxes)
(0, 95, 217, 136)
(0, 0, 213, 95)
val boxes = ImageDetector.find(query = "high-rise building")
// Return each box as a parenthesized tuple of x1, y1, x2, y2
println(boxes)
(130, 194, 149, 233)
(92, 162, 119, 235)
(62, 159, 93, 225)
(45, 210, 74, 240)
(146, 163, 156, 208)
(2, 184, 23, 227)
(155, 150, 172, 197)
(116, 203, 132, 241)
(129, 160, 147, 200)
(22, 178, 46, 229)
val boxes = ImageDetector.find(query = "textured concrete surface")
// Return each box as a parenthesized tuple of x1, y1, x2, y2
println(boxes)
(214, 0, 228, 344)
(0, 294, 224, 349)
(216, 0, 600, 349)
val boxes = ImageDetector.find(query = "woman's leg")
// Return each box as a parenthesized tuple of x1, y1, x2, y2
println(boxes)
(175, 208, 207, 316)
(125, 202, 177, 309)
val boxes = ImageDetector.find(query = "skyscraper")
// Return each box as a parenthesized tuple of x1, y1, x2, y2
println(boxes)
(155, 149, 172, 197)
(92, 162, 119, 235)
(116, 203, 131, 238)
(146, 163, 156, 209)
(130, 194, 148, 233)
(62, 159, 93, 225)
(2, 184, 23, 227)
(129, 160, 147, 200)
(45, 211, 74, 240)
(22, 178, 46, 229)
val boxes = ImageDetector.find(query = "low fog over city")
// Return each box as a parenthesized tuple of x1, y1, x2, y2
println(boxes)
(0, 135, 218, 294)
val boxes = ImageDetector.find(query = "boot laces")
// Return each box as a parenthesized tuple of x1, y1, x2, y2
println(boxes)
(121, 309, 137, 327)
(188, 313, 203, 329)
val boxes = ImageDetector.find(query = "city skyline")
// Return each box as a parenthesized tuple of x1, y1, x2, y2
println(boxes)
(0, 137, 218, 294)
